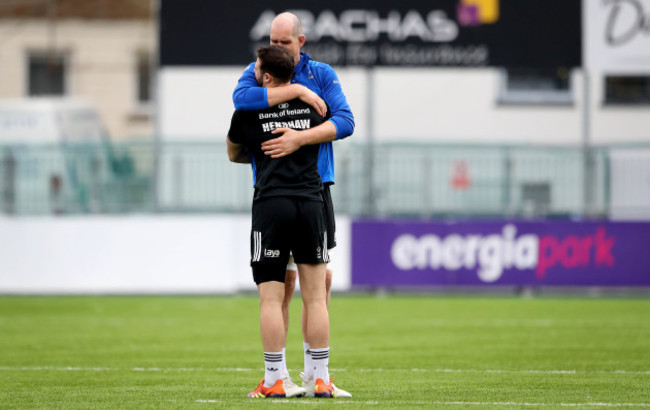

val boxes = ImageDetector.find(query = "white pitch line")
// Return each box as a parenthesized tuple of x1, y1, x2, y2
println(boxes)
(358, 368, 650, 375)
(268, 400, 356, 404)
(196, 399, 356, 405)
(434, 369, 579, 374)
(424, 402, 650, 407)
(193, 400, 650, 407)
(0, 366, 648, 375)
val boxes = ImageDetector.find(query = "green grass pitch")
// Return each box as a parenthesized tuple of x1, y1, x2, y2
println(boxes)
(0, 295, 648, 409)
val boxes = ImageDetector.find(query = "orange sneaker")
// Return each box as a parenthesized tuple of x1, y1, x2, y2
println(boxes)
(314, 378, 335, 398)
(247, 378, 286, 398)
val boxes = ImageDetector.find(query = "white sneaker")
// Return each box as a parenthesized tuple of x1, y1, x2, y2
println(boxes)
(300, 372, 315, 397)
(281, 373, 306, 398)
(332, 382, 352, 398)
(301, 372, 352, 398)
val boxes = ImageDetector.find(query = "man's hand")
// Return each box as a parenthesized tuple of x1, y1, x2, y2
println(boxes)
(262, 128, 304, 158)
(297, 87, 327, 117)
(262, 122, 337, 158)
(266, 84, 327, 117)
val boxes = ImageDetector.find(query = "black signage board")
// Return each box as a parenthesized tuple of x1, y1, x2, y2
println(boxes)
(160, 0, 581, 68)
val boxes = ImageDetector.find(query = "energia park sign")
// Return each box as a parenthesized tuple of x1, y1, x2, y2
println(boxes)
(352, 220, 650, 287)
(159, 0, 581, 68)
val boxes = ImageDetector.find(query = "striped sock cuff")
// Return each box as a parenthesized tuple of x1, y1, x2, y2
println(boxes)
(264, 352, 283, 362)
(310, 347, 329, 360)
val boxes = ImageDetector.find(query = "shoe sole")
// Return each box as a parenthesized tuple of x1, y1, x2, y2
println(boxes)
(284, 386, 307, 397)
(314, 391, 333, 398)
(248, 393, 287, 398)
(285, 391, 306, 398)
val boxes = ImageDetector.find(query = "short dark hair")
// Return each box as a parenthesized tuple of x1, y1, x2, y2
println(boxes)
(257, 45, 294, 83)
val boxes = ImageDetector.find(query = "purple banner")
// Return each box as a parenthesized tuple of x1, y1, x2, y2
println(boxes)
(351, 220, 650, 287)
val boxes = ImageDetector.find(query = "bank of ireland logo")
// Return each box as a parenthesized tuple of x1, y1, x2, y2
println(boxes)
(278, 102, 289, 109)
(457, 0, 500, 26)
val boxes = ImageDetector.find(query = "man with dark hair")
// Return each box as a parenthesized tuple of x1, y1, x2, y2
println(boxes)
(233, 11, 353, 398)
(228, 45, 336, 399)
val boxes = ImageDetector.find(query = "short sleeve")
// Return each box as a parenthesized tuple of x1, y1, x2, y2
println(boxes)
(227, 110, 243, 143)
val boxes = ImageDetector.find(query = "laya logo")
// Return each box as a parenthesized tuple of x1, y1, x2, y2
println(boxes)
(264, 249, 280, 258)
(457, 0, 500, 27)
(278, 103, 289, 109)
(390, 224, 616, 283)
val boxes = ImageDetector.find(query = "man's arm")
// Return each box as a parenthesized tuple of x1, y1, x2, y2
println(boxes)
(267, 85, 327, 116)
(261, 122, 336, 159)
(319, 64, 355, 140)
(226, 110, 251, 163)
(232, 64, 268, 110)
(261, 64, 354, 158)
(232, 63, 327, 116)
(227, 138, 251, 163)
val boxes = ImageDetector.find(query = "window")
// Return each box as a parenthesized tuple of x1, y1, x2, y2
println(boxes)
(28, 52, 67, 96)
(136, 51, 152, 106)
(605, 76, 650, 105)
(498, 67, 573, 105)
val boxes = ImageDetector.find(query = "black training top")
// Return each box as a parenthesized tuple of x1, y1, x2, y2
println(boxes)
(228, 98, 330, 202)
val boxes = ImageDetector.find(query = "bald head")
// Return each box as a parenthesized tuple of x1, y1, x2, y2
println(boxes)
(271, 12, 302, 37)
(269, 12, 305, 65)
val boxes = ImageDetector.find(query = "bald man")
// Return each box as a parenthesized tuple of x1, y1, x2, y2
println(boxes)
(233, 12, 354, 398)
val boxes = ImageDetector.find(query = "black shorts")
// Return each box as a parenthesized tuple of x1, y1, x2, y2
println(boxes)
(251, 197, 329, 285)
(323, 183, 336, 249)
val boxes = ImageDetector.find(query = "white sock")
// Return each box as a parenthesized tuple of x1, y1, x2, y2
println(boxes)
(310, 347, 330, 382)
(281, 347, 288, 375)
(263, 351, 283, 387)
(303, 342, 313, 379)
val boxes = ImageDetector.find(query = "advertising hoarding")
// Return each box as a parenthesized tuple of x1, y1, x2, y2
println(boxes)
(584, 0, 650, 73)
(160, 0, 581, 68)
(352, 220, 650, 287)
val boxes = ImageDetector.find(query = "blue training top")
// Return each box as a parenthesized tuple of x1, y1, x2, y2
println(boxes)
(232, 51, 355, 184)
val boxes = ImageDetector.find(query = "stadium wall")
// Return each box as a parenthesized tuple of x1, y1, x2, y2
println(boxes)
(2, 215, 649, 294)
(0, 215, 351, 294)
(158, 67, 650, 145)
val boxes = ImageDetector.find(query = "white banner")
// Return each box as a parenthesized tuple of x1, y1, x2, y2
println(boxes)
(584, 0, 650, 73)
(0, 215, 352, 294)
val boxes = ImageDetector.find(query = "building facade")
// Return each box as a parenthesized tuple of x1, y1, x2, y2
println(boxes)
(0, 0, 155, 139)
